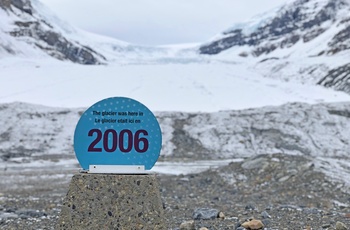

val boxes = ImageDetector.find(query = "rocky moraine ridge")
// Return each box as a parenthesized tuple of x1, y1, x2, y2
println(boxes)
(1, 101, 350, 163)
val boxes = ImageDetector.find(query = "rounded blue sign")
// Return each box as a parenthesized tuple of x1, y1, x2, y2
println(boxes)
(74, 97, 162, 170)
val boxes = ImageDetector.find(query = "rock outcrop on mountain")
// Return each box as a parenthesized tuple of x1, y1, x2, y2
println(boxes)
(318, 63, 350, 93)
(0, 0, 106, 64)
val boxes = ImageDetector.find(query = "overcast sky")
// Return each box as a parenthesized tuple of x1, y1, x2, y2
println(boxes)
(40, 0, 289, 46)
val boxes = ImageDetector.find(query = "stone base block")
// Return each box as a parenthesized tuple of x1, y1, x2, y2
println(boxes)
(56, 173, 165, 229)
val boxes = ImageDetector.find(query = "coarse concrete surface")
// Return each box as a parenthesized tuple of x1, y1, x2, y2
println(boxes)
(56, 173, 165, 230)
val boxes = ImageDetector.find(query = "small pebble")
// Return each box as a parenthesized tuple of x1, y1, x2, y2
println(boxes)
(199, 227, 208, 230)
(179, 220, 195, 230)
(241, 219, 264, 230)
(336, 221, 348, 230)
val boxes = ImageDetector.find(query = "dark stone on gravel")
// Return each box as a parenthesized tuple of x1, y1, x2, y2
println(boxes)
(262, 218, 271, 227)
(261, 211, 271, 219)
(303, 208, 320, 215)
(193, 208, 220, 220)
(245, 204, 256, 211)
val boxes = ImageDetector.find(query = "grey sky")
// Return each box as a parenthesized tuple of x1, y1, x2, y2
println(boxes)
(40, 0, 288, 46)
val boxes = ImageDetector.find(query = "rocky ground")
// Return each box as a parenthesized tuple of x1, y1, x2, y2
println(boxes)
(0, 153, 349, 230)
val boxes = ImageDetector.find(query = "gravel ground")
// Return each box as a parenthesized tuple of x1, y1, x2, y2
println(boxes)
(0, 153, 349, 229)
(161, 154, 350, 229)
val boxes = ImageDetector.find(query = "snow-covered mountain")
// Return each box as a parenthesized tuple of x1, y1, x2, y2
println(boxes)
(1, 0, 350, 100)
(0, 0, 109, 64)
(1, 0, 350, 111)
(0, 0, 193, 64)
(2, 0, 350, 95)
(199, 0, 350, 94)
(200, 0, 350, 57)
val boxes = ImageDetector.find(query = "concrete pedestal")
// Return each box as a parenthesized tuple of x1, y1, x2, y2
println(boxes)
(56, 173, 165, 229)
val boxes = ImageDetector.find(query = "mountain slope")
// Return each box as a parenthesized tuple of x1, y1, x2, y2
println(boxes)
(0, 0, 107, 64)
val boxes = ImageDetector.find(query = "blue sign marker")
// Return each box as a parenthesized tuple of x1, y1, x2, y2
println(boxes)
(74, 97, 162, 170)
